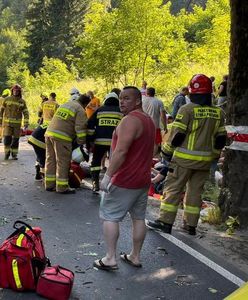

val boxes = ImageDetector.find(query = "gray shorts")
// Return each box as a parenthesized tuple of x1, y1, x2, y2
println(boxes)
(99, 185, 148, 222)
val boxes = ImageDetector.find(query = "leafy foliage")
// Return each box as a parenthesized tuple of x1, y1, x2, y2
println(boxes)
(0, 0, 231, 119)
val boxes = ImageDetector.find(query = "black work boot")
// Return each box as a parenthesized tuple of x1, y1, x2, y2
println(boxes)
(11, 154, 18, 160)
(181, 221, 196, 236)
(35, 165, 43, 181)
(4, 151, 10, 160)
(146, 220, 172, 234)
(92, 180, 100, 193)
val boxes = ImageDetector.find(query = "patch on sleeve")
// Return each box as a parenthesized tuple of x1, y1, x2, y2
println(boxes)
(175, 114, 183, 120)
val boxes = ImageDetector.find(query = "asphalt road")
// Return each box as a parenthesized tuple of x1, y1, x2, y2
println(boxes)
(0, 139, 246, 300)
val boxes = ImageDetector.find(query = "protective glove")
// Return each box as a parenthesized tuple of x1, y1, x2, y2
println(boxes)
(100, 174, 112, 193)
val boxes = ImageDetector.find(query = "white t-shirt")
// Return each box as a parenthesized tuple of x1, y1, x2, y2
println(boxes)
(142, 96, 165, 128)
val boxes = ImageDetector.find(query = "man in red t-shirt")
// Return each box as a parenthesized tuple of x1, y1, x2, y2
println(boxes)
(93, 86, 155, 271)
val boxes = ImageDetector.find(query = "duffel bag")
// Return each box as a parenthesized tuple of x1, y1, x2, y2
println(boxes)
(36, 265, 74, 300)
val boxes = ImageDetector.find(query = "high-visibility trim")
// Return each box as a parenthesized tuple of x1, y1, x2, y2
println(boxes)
(95, 141, 111, 145)
(160, 202, 178, 212)
(5, 101, 22, 106)
(194, 107, 221, 119)
(76, 131, 87, 138)
(28, 136, 46, 149)
(56, 179, 68, 186)
(162, 143, 174, 154)
(172, 121, 187, 131)
(174, 148, 213, 162)
(12, 259, 22, 289)
(217, 126, 226, 133)
(188, 120, 198, 151)
(99, 118, 120, 126)
(97, 112, 123, 119)
(184, 205, 201, 215)
(55, 107, 75, 120)
(46, 130, 72, 142)
(40, 123, 49, 129)
(87, 129, 95, 136)
(11, 149, 18, 154)
(91, 166, 102, 171)
(175, 114, 183, 120)
(3, 118, 21, 124)
(45, 175, 56, 182)
(16, 234, 24, 247)
(58, 107, 76, 117)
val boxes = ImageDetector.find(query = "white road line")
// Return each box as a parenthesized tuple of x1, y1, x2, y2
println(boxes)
(157, 231, 245, 287)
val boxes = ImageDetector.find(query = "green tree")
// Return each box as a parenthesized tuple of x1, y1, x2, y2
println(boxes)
(45, 0, 87, 60)
(25, 0, 50, 73)
(78, 0, 187, 87)
(0, 27, 27, 89)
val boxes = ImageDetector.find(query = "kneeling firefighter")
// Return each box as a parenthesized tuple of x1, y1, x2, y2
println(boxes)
(0, 84, 29, 160)
(147, 74, 226, 235)
(45, 93, 90, 194)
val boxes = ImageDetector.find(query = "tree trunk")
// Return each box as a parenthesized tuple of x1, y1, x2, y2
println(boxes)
(219, 1, 248, 227)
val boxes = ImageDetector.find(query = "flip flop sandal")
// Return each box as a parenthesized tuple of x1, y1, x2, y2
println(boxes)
(120, 253, 142, 268)
(93, 259, 118, 271)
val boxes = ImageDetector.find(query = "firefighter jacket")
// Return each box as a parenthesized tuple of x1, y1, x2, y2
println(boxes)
(45, 100, 87, 145)
(38, 100, 59, 124)
(162, 102, 226, 170)
(28, 123, 48, 150)
(0, 96, 29, 128)
(87, 99, 123, 146)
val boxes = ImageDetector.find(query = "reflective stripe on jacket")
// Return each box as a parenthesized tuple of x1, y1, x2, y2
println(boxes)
(87, 105, 123, 146)
(45, 100, 87, 144)
(0, 96, 29, 127)
(162, 103, 226, 169)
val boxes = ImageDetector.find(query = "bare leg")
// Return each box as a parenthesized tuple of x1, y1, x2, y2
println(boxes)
(128, 219, 147, 265)
(101, 221, 119, 266)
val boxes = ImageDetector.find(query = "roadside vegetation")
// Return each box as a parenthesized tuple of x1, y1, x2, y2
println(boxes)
(0, 0, 230, 126)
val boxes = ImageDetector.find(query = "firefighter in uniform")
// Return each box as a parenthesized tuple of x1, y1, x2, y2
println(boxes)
(28, 92, 59, 180)
(0, 84, 29, 160)
(44, 94, 89, 194)
(147, 74, 226, 235)
(0, 89, 11, 143)
(37, 92, 49, 124)
(87, 92, 123, 193)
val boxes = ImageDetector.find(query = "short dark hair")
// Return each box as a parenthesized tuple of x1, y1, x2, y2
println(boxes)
(123, 86, 142, 101)
(146, 87, 155, 97)
(77, 94, 91, 106)
(111, 88, 121, 97)
(50, 92, 56, 98)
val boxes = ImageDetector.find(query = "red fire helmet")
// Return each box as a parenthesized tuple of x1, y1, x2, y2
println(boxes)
(189, 74, 212, 94)
(11, 84, 22, 92)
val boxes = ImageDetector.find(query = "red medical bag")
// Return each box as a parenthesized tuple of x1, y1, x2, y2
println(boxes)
(36, 265, 74, 300)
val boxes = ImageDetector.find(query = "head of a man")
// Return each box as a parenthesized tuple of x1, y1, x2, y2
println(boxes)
(49, 92, 56, 101)
(146, 87, 156, 97)
(11, 84, 22, 97)
(119, 86, 142, 115)
(142, 80, 147, 89)
(86, 90, 94, 99)
(181, 87, 189, 96)
(77, 94, 91, 109)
